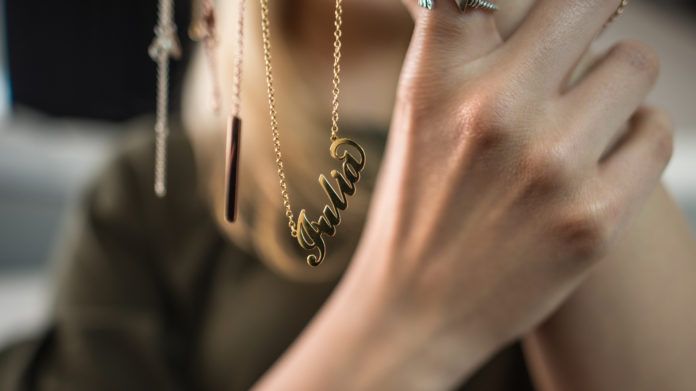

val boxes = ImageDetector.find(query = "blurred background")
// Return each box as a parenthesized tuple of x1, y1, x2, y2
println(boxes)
(0, 0, 695, 347)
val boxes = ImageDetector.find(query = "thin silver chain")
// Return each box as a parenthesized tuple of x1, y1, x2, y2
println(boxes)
(154, 52, 170, 197)
(149, 0, 180, 197)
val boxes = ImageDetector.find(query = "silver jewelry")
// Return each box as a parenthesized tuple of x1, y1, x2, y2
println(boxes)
(149, 0, 181, 197)
(419, 0, 498, 12)
(456, 0, 498, 12)
(418, 0, 434, 9)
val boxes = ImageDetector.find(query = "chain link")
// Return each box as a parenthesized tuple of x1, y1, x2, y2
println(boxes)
(330, 0, 343, 141)
(259, 0, 344, 237)
(150, 0, 180, 197)
(605, 0, 628, 29)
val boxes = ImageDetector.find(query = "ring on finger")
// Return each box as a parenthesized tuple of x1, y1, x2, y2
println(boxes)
(455, 0, 499, 12)
(418, 0, 434, 9)
(418, 0, 499, 12)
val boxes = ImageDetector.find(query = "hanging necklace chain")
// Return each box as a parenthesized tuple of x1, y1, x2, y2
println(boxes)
(149, 0, 181, 197)
(259, 0, 344, 237)
(232, 0, 246, 117)
(330, 0, 343, 142)
(604, 0, 628, 29)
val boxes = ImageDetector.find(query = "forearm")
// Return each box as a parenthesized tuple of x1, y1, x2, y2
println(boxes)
(524, 184, 696, 390)
(252, 253, 492, 391)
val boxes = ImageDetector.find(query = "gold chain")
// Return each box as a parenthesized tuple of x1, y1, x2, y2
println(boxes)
(259, 0, 344, 238)
(330, 0, 343, 142)
(605, 0, 628, 29)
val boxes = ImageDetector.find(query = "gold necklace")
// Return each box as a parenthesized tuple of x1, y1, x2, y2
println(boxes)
(259, 0, 366, 267)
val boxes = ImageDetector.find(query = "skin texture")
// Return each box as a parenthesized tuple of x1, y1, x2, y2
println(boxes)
(525, 187, 696, 391)
(180, 0, 696, 389)
(489, 2, 696, 390)
(245, 1, 696, 390)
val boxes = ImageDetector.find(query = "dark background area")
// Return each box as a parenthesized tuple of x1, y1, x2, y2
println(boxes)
(5, 0, 193, 121)
(4, 0, 696, 122)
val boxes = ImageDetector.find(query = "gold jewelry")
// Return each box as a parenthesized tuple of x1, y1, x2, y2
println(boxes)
(225, 0, 247, 223)
(190, 0, 245, 222)
(259, 0, 367, 267)
(605, 0, 628, 29)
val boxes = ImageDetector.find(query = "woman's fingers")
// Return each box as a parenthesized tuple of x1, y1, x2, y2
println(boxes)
(564, 41, 660, 161)
(407, 0, 503, 63)
(597, 107, 673, 230)
(503, 0, 622, 94)
(401, 0, 424, 18)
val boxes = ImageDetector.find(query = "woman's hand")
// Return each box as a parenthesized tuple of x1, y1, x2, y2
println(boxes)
(354, 0, 670, 382)
(254, 1, 672, 389)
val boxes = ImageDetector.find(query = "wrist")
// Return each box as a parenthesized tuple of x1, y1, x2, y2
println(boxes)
(340, 249, 498, 390)
(351, 248, 500, 387)
(255, 245, 496, 390)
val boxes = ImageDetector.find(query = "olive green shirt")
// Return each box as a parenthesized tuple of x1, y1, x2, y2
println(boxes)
(0, 126, 534, 390)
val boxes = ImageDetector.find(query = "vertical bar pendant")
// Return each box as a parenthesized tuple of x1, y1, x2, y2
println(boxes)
(225, 115, 242, 222)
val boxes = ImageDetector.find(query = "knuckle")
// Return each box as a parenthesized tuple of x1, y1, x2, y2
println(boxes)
(553, 207, 613, 260)
(647, 109, 675, 165)
(519, 144, 573, 195)
(613, 41, 660, 81)
(464, 122, 508, 153)
(456, 89, 516, 151)
(653, 125, 674, 167)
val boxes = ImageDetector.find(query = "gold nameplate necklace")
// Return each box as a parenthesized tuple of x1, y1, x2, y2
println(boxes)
(259, 0, 366, 267)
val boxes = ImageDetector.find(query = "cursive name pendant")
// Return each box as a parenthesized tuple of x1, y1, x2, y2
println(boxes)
(259, 0, 364, 267)
(296, 138, 366, 266)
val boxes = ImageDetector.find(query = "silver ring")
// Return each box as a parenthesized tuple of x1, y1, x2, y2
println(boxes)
(418, 0, 434, 9)
(419, 0, 498, 12)
(456, 0, 498, 12)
